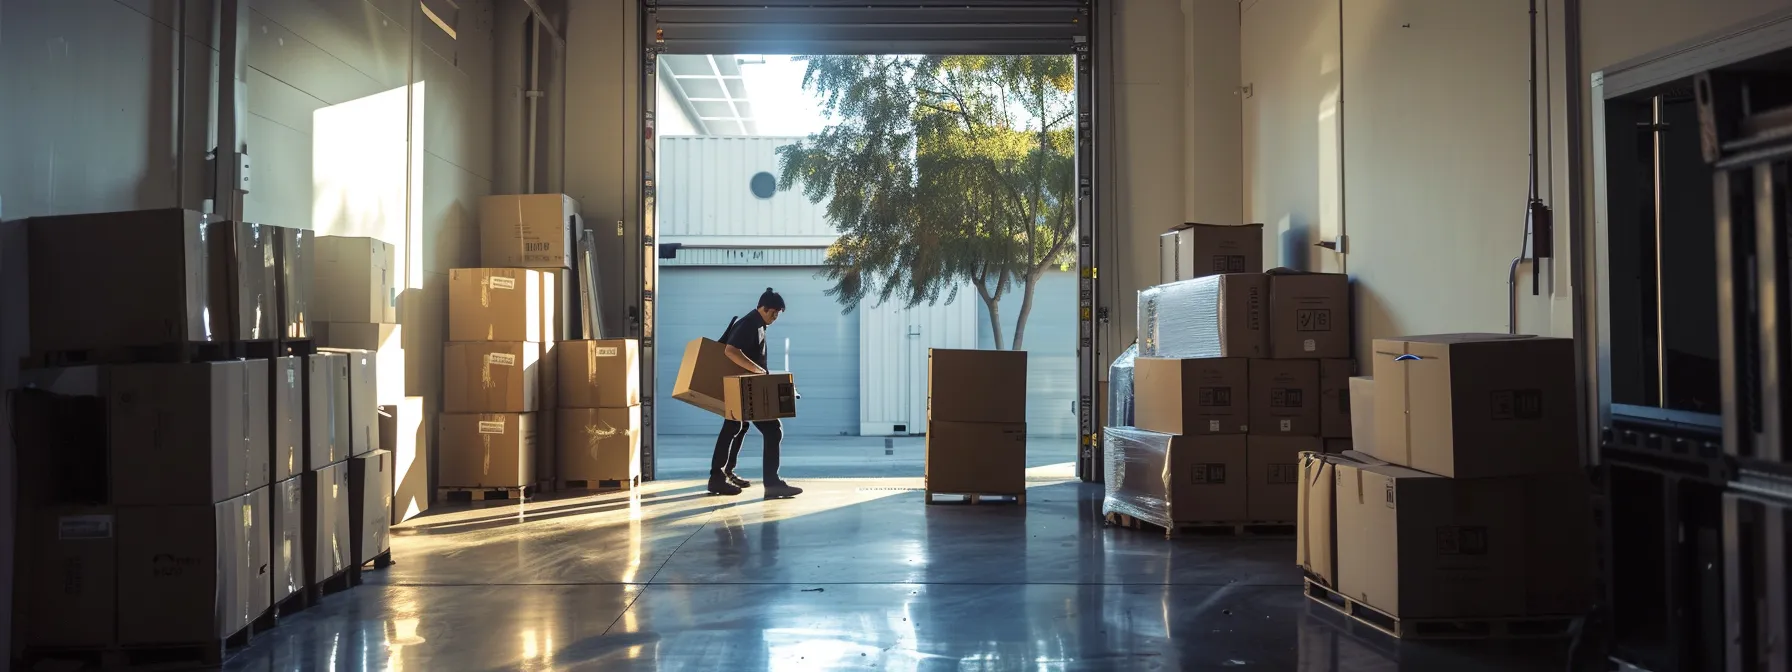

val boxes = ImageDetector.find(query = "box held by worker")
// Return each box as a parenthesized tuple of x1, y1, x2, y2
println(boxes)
(673, 338, 754, 415)
(724, 373, 798, 422)
(1133, 357, 1249, 435)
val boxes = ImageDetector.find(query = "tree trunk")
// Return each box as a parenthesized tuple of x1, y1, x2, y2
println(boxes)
(1011, 268, 1043, 350)
(973, 276, 1006, 351)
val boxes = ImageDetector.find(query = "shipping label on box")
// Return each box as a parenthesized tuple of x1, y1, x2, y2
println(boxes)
(1134, 357, 1249, 435)
(449, 268, 543, 342)
(1267, 273, 1351, 359)
(927, 348, 1028, 423)
(724, 373, 798, 422)
(444, 342, 540, 413)
(439, 413, 537, 488)
(672, 338, 755, 416)
(925, 421, 1027, 495)
(480, 194, 577, 269)
(559, 407, 642, 485)
(1249, 359, 1320, 436)
(560, 339, 641, 408)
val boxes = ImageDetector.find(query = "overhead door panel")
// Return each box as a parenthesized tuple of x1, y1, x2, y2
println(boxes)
(650, 0, 1087, 55)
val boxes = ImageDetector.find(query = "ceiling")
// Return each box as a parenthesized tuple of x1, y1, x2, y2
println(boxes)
(660, 54, 758, 136)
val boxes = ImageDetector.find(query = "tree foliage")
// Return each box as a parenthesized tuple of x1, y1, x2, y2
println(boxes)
(777, 55, 1078, 349)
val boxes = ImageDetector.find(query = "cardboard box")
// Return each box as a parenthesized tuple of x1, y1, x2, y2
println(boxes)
(1296, 452, 1347, 587)
(1334, 462, 1595, 619)
(271, 476, 304, 604)
(275, 226, 313, 339)
(117, 487, 271, 645)
(1247, 435, 1317, 522)
(537, 409, 558, 490)
(271, 356, 305, 482)
(315, 236, 396, 324)
(1138, 273, 1268, 359)
(1348, 377, 1376, 454)
(1249, 359, 1320, 436)
(928, 349, 1028, 423)
(1164, 223, 1266, 280)
(439, 413, 538, 488)
(1372, 334, 1579, 478)
(28, 209, 214, 353)
(1169, 434, 1250, 524)
(672, 338, 754, 415)
(380, 398, 430, 523)
(480, 193, 578, 269)
(541, 268, 572, 341)
(305, 352, 352, 470)
(1319, 359, 1355, 439)
(724, 373, 798, 422)
(449, 268, 543, 342)
(559, 339, 641, 408)
(349, 449, 394, 566)
(14, 368, 120, 506)
(205, 220, 279, 341)
(1267, 273, 1351, 359)
(21, 506, 117, 648)
(304, 463, 353, 584)
(1133, 357, 1249, 435)
(443, 341, 541, 413)
(321, 348, 380, 456)
(559, 406, 642, 486)
(110, 361, 270, 505)
(925, 421, 1027, 495)
(316, 323, 405, 405)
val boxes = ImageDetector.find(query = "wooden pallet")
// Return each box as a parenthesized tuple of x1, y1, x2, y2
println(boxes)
(562, 478, 639, 492)
(23, 340, 243, 368)
(1303, 577, 1583, 640)
(1103, 512, 1295, 538)
(306, 564, 364, 604)
(924, 491, 1025, 505)
(20, 613, 265, 670)
(439, 485, 533, 503)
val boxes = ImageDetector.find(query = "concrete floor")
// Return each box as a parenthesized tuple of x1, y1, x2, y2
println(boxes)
(220, 436, 1589, 670)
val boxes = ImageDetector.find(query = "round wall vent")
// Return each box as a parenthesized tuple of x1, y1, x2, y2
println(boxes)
(750, 172, 777, 199)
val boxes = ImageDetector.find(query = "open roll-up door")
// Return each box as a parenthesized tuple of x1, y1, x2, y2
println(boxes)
(648, 0, 1089, 55)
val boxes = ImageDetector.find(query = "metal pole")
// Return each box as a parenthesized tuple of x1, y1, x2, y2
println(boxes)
(527, 17, 542, 194)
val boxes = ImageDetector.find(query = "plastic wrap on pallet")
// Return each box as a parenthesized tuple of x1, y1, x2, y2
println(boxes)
(1108, 344, 1138, 428)
(276, 227, 314, 339)
(208, 220, 278, 341)
(272, 476, 305, 604)
(1138, 276, 1226, 358)
(1102, 427, 1172, 530)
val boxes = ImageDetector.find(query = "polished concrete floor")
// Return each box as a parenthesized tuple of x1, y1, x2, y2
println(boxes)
(220, 438, 1592, 671)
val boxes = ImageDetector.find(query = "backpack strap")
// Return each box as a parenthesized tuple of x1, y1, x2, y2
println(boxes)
(719, 316, 740, 342)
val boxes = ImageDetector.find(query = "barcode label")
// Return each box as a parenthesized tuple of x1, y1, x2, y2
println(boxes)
(1208, 420, 1220, 432)
(486, 353, 517, 366)
(489, 276, 516, 290)
(478, 420, 506, 434)
(596, 347, 619, 357)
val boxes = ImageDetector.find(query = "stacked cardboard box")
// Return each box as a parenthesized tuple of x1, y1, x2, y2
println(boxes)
(1297, 333, 1593, 629)
(925, 349, 1029, 497)
(558, 339, 644, 489)
(312, 236, 403, 407)
(441, 268, 545, 491)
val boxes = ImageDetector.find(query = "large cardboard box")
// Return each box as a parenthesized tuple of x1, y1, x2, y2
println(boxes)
(1163, 223, 1266, 281)
(305, 352, 352, 469)
(380, 397, 431, 522)
(271, 356, 305, 482)
(925, 421, 1027, 495)
(275, 226, 313, 339)
(928, 349, 1028, 423)
(110, 361, 270, 505)
(1319, 359, 1354, 439)
(480, 193, 578, 269)
(672, 338, 754, 415)
(1267, 273, 1351, 359)
(349, 449, 394, 567)
(1371, 334, 1579, 478)
(1334, 461, 1595, 619)
(724, 373, 798, 422)
(1169, 434, 1250, 523)
(1249, 359, 1320, 436)
(321, 348, 380, 456)
(316, 323, 405, 405)
(304, 463, 353, 584)
(12, 370, 112, 506)
(559, 406, 642, 486)
(443, 341, 541, 413)
(541, 268, 572, 341)
(315, 236, 396, 324)
(449, 268, 543, 342)
(439, 413, 538, 488)
(206, 220, 278, 341)
(1247, 435, 1317, 522)
(117, 487, 271, 645)
(1133, 357, 1249, 435)
(1348, 376, 1376, 454)
(1296, 452, 1362, 588)
(21, 507, 117, 648)
(1138, 273, 1268, 359)
(559, 339, 641, 408)
(27, 209, 215, 353)
(270, 476, 304, 605)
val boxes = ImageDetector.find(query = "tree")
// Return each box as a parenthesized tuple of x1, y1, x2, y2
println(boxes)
(777, 55, 1078, 350)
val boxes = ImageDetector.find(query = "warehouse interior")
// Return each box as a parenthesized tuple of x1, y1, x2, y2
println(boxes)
(2, 0, 1790, 669)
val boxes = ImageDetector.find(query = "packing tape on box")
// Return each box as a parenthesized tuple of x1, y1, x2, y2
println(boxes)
(242, 363, 253, 493)
(482, 434, 493, 476)
(1100, 427, 1172, 530)
(582, 420, 619, 460)
(243, 500, 255, 625)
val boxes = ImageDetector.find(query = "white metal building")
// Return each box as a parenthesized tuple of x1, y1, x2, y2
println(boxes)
(653, 135, 1078, 437)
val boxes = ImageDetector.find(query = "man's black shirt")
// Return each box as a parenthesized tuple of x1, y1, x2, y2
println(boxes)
(725, 310, 769, 370)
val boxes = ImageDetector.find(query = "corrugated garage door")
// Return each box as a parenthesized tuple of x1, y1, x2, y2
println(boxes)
(656, 267, 860, 436)
(650, 0, 1087, 55)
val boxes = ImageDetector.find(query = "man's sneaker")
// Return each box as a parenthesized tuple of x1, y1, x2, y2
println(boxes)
(763, 482, 803, 499)
(706, 476, 742, 496)
(725, 471, 751, 488)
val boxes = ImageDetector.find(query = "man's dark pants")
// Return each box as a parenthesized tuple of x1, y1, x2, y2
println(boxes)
(712, 419, 783, 481)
